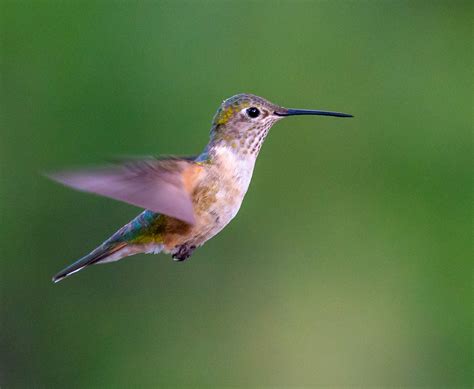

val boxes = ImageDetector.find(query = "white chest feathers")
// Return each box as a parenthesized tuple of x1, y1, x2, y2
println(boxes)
(208, 145, 256, 221)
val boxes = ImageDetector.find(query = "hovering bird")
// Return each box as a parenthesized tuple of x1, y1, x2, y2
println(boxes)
(49, 93, 352, 282)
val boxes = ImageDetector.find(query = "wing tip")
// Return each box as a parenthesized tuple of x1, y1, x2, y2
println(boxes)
(181, 213, 196, 225)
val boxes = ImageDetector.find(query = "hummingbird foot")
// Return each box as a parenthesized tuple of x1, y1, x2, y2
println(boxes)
(172, 244, 196, 262)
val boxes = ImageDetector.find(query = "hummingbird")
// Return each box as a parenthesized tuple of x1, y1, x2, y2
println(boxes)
(49, 93, 352, 283)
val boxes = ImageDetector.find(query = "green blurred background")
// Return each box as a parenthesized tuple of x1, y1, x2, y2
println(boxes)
(1, 1, 472, 387)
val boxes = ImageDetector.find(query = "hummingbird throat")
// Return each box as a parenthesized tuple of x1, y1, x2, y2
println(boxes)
(209, 117, 276, 158)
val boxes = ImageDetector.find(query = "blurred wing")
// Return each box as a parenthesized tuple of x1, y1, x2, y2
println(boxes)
(47, 157, 201, 224)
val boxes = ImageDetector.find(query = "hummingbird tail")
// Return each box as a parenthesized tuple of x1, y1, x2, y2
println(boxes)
(52, 242, 128, 283)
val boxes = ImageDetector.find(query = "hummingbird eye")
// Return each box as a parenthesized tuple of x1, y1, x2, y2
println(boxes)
(246, 107, 260, 118)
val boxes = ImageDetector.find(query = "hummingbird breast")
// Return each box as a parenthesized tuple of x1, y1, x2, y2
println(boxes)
(161, 144, 256, 252)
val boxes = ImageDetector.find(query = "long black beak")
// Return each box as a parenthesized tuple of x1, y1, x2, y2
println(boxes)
(274, 108, 353, 118)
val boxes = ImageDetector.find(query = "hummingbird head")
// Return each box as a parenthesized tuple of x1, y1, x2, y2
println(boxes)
(209, 93, 352, 156)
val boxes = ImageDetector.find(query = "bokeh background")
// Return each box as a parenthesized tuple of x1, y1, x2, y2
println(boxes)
(1, 1, 472, 387)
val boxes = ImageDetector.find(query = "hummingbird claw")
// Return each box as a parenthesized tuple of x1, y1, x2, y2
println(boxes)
(172, 244, 196, 261)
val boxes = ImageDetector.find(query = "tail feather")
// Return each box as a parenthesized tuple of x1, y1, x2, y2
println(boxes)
(52, 242, 127, 283)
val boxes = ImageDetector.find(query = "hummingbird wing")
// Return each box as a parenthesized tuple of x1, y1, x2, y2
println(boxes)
(47, 157, 201, 224)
